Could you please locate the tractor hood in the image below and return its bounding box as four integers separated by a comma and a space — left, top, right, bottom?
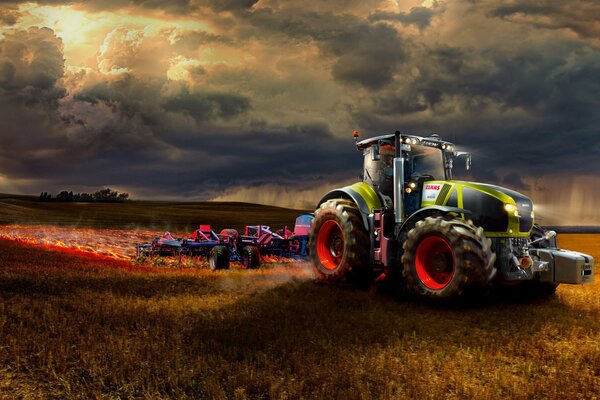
461, 182, 533, 209
459, 181, 534, 236
422, 180, 534, 237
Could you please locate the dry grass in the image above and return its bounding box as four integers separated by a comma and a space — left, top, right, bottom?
0, 235, 598, 399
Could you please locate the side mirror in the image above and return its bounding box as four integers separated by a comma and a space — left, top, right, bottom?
455, 152, 472, 171
371, 143, 381, 161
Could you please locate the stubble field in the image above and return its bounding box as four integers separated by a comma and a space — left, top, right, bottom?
0, 196, 598, 399
0, 234, 597, 399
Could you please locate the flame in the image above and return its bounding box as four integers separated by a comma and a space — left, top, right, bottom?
261, 254, 299, 263
0, 225, 158, 261
0, 225, 307, 266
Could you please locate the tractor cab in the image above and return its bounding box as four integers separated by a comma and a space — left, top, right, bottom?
356, 132, 459, 216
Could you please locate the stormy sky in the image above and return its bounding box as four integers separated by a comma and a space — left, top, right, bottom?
0, 0, 598, 225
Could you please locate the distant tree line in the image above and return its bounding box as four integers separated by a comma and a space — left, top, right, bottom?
39, 188, 130, 203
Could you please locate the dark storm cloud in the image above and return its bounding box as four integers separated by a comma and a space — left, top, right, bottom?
0, 27, 71, 187
0, 0, 192, 13
173, 30, 233, 51
4, 114, 357, 200
64, 71, 249, 145
0, 0, 257, 14
351, 3, 600, 180
329, 22, 405, 89
0, 26, 356, 198
370, 43, 575, 116
0, 27, 64, 92
0, 0, 599, 212
162, 90, 251, 122
0, 5, 19, 25
118, 123, 358, 198
203, 0, 257, 12
247, 9, 406, 89
489, 0, 600, 39
368, 5, 444, 30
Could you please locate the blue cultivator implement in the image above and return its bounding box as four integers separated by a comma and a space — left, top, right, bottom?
135, 214, 314, 271
136, 225, 256, 271
241, 214, 313, 258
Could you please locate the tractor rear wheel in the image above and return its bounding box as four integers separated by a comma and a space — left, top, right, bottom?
402, 216, 495, 299
210, 245, 230, 271
241, 245, 261, 269
309, 199, 370, 285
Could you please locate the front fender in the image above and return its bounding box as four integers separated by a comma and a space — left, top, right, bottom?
400, 206, 471, 233
317, 182, 382, 230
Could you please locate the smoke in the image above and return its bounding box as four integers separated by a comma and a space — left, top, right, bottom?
209, 178, 356, 210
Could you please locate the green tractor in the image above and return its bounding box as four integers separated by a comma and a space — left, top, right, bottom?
309, 131, 594, 298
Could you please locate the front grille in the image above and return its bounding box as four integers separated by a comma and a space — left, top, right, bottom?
510, 237, 528, 249
510, 237, 529, 257
517, 200, 533, 232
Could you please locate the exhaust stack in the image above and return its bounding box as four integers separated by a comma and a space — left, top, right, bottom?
393, 130, 404, 223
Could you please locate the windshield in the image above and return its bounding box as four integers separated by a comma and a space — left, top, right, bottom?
408, 145, 445, 180
363, 146, 395, 196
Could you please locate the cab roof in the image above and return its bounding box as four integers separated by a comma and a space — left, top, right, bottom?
355, 132, 455, 152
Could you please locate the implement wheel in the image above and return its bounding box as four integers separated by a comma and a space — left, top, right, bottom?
241, 245, 261, 269
309, 199, 370, 285
402, 216, 495, 299
210, 245, 230, 271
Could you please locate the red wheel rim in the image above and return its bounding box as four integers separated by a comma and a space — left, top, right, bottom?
316, 220, 344, 270
415, 235, 455, 290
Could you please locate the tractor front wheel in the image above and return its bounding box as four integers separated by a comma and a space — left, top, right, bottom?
402, 216, 496, 299
210, 245, 230, 271
309, 199, 370, 285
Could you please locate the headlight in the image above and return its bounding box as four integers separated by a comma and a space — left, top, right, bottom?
504, 203, 519, 217
504, 204, 516, 213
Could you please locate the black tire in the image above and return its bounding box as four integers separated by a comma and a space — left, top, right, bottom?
402, 216, 496, 299
241, 246, 261, 269
309, 199, 371, 285
210, 245, 230, 271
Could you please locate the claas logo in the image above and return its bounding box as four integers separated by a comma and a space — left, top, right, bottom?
425, 184, 441, 190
